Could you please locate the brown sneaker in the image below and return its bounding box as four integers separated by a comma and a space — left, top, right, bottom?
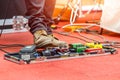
48, 35, 68, 48
34, 30, 68, 48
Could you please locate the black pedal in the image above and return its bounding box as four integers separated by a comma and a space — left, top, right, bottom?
19, 45, 36, 61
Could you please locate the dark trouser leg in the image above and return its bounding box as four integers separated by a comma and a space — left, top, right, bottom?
44, 0, 56, 34
25, 0, 56, 34
25, 0, 68, 48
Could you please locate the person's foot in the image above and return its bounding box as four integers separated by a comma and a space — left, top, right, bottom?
34, 30, 68, 48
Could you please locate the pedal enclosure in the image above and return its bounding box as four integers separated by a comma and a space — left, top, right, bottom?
4, 53, 45, 64
4, 50, 116, 64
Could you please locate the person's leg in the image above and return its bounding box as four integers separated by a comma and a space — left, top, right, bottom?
25, 0, 68, 48
43, 0, 56, 34
25, 0, 48, 34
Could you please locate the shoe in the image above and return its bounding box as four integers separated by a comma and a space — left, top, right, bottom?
48, 35, 68, 48
34, 30, 68, 48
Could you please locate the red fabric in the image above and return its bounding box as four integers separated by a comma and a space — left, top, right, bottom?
0, 11, 120, 80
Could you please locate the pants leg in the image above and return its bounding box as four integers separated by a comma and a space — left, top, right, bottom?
25, 0, 56, 34
44, 0, 56, 34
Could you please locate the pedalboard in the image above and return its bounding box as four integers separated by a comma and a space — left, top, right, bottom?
4, 43, 118, 64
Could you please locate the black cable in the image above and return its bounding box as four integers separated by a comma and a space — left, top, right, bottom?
0, 43, 33, 53
77, 31, 98, 42
77, 30, 106, 42
112, 45, 120, 48
0, 0, 10, 37
53, 30, 90, 43
0, 48, 10, 53
0, 44, 24, 53
0, 44, 25, 48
